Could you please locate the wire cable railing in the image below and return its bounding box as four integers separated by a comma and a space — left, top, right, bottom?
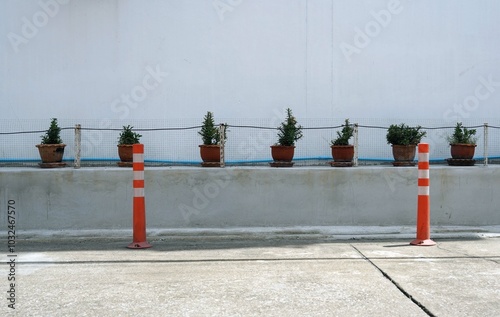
1, 120, 499, 167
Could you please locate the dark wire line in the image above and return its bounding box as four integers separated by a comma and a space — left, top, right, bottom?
0, 126, 203, 135
355, 125, 388, 130
80, 126, 203, 132
358, 125, 485, 130
226, 124, 344, 130
0, 130, 48, 135
225, 125, 277, 130
302, 125, 343, 130
0, 124, 497, 135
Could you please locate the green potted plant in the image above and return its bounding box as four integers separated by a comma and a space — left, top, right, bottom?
117, 125, 142, 166
198, 111, 225, 167
446, 122, 477, 164
386, 123, 426, 166
36, 118, 66, 167
330, 119, 354, 167
270, 108, 303, 167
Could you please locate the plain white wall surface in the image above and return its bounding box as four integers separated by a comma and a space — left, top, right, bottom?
1, 0, 500, 122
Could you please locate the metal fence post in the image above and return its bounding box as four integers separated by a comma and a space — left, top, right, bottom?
219, 123, 226, 168
353, 123, 359, 167
74, 124, 81, 169
484, 123, 489, 166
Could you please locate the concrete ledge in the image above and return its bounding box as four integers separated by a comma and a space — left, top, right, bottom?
1, 166, 499, 231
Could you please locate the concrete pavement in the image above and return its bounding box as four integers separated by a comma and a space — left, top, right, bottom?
1, 234, 499, 316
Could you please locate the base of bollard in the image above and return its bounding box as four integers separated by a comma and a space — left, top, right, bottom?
127, 241, 152, 249
410, 239, 436, 246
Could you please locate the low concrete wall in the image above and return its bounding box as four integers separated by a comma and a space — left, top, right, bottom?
1, 166, 499, 230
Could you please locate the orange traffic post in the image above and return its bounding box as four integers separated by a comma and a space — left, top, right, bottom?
127, 143, 152, 249
410, 143, 436, 246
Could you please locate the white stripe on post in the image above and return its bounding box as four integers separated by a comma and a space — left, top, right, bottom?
418, 170, 429, 179
418, 152, 429, 162
134, 188, 145, 197
133, 153, 144, 163
418, 186, 430, 196
133, 171, 144, 180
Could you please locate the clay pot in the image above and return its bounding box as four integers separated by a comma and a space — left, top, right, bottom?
270, 145, 295, 162
199, 145, 221, 163
450, 144, 476, 159
36, 144, 66, 163
331, 145, 354, 162
117, 144, 134, 162
391, 144, 416, 165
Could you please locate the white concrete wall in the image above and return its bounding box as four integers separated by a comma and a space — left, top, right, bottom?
1, 166, 498, 231
1, 0, 500, 121
2, 1, 500, 161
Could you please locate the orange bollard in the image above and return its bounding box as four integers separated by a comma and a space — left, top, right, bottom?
127, 144, 152, 249
410, 143, 436, 246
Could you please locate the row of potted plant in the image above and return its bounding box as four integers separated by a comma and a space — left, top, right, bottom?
35, 119, 145, 167
385, 122, 477, 166
35, 115, 478, 168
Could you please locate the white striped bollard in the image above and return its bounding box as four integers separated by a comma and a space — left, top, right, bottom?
410, 143, 436, 246
127, 143, 152, 249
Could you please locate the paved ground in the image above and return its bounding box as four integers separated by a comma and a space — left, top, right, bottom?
1, 234, 499, 316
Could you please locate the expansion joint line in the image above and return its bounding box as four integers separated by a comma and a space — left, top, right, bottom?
350, 245, 436, 317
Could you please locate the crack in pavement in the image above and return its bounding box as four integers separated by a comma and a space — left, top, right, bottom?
350, 244, 437, 317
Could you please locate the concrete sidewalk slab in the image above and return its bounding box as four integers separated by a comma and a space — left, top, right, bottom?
354, 240, 500, 317
1, 236, 499, 316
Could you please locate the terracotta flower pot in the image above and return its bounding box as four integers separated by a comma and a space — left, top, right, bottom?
117, 144, 134, 162
391, 144, 416, 166
36, 144, 66, 163
450, 144, 476, 159
331, 145, 354, 162
199, 145, 221, 163
270, 145, 295, 162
